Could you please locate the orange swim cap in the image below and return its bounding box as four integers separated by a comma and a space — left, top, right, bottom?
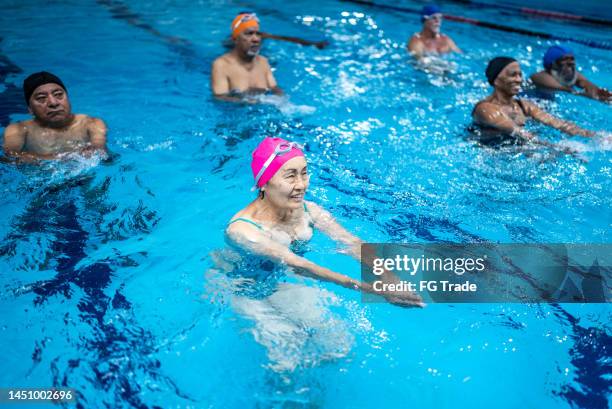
231, 13, 260, 39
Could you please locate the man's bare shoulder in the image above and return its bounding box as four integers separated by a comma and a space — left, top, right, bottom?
407, 34, 423, 53
4, 119, 33, 135
440, 34, 454, 43
530, 70, 552, 82
212, 53, 233, 68
83, 115, 107, 132
529, 70, 568, 91
408, 33, 422, 44
79, 114, 104, 125
255, 55, 270, 67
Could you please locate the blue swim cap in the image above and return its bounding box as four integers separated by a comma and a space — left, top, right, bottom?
421, 4, 442, 22
543, 45, 573, 70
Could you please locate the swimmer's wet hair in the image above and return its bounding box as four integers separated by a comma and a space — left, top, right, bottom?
23, 71, 67, 104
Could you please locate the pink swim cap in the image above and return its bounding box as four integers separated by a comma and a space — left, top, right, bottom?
251, 137, 305, 188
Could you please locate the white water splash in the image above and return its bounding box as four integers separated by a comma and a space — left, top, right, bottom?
40, 151, 104, 183
415, 55, 458, 76
255, 94, 316, 117
232, 283, 354, 373
594, 132, 612, 151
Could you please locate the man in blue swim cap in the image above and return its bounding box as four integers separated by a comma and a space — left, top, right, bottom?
407, 4, 461, 57
530, 45, 611, 102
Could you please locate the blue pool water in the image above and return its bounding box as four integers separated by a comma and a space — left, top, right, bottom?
0, 0, 611, 408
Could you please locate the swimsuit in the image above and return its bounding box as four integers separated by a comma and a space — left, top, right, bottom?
224, 203, 313, 298
469, 98, 529, 147
228, 202, 314, 253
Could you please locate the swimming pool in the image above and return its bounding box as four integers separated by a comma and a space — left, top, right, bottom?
0, 0, 610, 408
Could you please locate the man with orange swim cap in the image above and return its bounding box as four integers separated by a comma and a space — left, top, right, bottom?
211, 12, 283, 101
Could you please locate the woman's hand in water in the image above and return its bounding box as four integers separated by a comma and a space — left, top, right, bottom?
360, 280, 425, 308
381, 290, 425, 308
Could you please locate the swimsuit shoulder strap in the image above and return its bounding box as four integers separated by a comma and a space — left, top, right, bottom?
516, 98, 528, 116
303, 202, 309, 213
228, 217, 264, 230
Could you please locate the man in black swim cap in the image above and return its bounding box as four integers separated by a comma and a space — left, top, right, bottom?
472, 57, 594, 143
3, 71, 107, 160
530, 45, 611, 103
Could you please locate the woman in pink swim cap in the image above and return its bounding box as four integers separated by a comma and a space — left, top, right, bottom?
225, 137, 423, 308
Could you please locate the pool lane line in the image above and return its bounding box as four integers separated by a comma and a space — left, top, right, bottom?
339, 0, 612, 51
95, 0, 204, 70
440, 0, 612, 27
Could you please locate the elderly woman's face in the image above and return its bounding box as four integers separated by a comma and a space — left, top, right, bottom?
262, 156, 309, 209
495, 62, 523, 96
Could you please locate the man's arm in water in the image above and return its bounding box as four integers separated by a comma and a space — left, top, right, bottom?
530, 71, 573, 92
523, 100, 594, 137
86, 117, 108, 154
210, 57, 243, 102
261, 32, 328, 49
1, 123, 52, 161
262, 57, 283, 96
530, 71, 611, 102
407, 35, 425, 57
445, 35, 461, 53
226, 222, 423, 307
3, 123, 26, 158
575, 73, 612, 102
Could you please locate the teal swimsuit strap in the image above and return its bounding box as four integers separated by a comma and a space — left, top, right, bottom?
228, 217, 263, 230
229, 204, 309, 230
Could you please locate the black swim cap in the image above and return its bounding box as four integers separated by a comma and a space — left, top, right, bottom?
485, 57, 517, 86
23, 71, 67, 104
